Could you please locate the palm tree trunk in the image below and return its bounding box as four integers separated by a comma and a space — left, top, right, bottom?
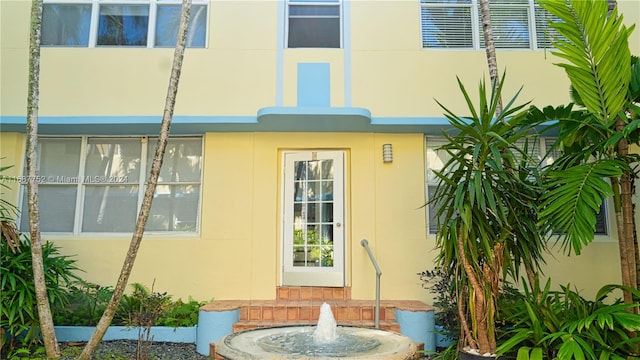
478, 0, 502, 116
26, 0, 60, 357
615, 121, 638, 309
78, 1, 192, 358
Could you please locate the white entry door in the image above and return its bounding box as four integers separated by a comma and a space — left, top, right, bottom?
282, 151, 345, 287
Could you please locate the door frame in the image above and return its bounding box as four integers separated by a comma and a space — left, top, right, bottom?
280, 150, 346, 287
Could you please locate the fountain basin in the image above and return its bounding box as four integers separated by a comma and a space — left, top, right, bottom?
215, 325, 418, 360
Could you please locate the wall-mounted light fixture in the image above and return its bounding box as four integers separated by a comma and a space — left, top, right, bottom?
382, 144, 393, 163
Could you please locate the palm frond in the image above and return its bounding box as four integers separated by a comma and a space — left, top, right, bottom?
538, 159, 626, 255
538, 0, 632, 123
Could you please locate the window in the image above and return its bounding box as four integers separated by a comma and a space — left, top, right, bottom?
287, 0, 341, 48
18, 136, 202, 234
42, 0, 208, 48
425, 136, 607, 235
420, 0, 559, 50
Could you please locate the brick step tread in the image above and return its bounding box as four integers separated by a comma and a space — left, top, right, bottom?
232, 320, 401, 333
276, 286, 352, 301
241, 304, 395, 322
201, 299, 433, 312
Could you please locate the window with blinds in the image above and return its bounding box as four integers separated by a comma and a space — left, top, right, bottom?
425, 137, 608, 235
420, 0, 559, 50
287, 0, 342, 48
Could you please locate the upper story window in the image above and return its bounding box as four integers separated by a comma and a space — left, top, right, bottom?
420, 0, 558, 50
18, 136, 203, 234
42, 0, 208, 48
287, 0, 341, 48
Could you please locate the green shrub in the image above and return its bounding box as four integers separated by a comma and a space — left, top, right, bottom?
53, 280, 115, 326
53, 281, 207, 328
118, 282, 171, 329
418, 267, 459, 343
157, 297, 206, 327
497, 279, 640, 359
0, 236, 81, 352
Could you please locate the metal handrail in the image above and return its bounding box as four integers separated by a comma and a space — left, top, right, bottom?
360, 239, 381, 329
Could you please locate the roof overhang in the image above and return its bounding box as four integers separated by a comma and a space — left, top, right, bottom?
0, 107, 552, 136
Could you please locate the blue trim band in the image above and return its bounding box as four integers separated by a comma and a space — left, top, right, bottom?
1, 111, 454, 135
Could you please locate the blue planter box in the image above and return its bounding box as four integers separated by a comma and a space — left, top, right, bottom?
54, 325, 197, 343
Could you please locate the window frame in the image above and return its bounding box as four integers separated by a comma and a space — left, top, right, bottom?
41, 0, 209, 48
18, 135, 203, 235
424, 136, 609, 237
285, 0, 343, 49
420, 0, 558, 50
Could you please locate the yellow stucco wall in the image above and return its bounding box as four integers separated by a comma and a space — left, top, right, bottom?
0, 132, 24, 206
4, 0, 636, 117
0, 132, 434, 302
1, 0, 638, 303
0, 130, 632, 303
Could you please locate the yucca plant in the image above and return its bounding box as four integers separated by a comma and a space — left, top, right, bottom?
431, 74, 547, 355
0, 236, 80, 353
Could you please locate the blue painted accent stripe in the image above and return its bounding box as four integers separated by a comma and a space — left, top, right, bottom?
276, 0, 285, 106
0, 115, 257, 125
371, 117, 449, 125
343, 0, 352, 106
297, 63, 331, 107
55, 326, 197, 343
1, 113, 553, 135
257, 106, 370, 118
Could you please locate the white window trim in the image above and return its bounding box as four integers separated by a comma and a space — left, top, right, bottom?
43, 0, 209, 48
18, 135, 203, 236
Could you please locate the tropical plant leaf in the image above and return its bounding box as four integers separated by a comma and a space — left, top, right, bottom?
538, 159, 625, 254
538, 0, 632, 124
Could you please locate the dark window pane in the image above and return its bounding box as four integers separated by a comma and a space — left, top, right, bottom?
42, 4, 91, 46
290, 4, 340, 16
595, 202, 607, 235
288, 17, 340, 48
98, 5, 149, 46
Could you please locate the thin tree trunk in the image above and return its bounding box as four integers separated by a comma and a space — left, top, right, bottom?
615, 120, 638, 309
479, 0, 502, 116
26, 0, 60, 357
78, 1, 192, 358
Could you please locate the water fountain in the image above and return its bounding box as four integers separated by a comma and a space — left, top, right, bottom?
214, 302, 418, 359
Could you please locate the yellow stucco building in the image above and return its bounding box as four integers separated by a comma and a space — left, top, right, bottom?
1, 0, 639, 315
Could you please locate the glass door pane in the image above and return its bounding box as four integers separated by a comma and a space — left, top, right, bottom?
292, 158, 335, 268
282, 151, 345, 286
